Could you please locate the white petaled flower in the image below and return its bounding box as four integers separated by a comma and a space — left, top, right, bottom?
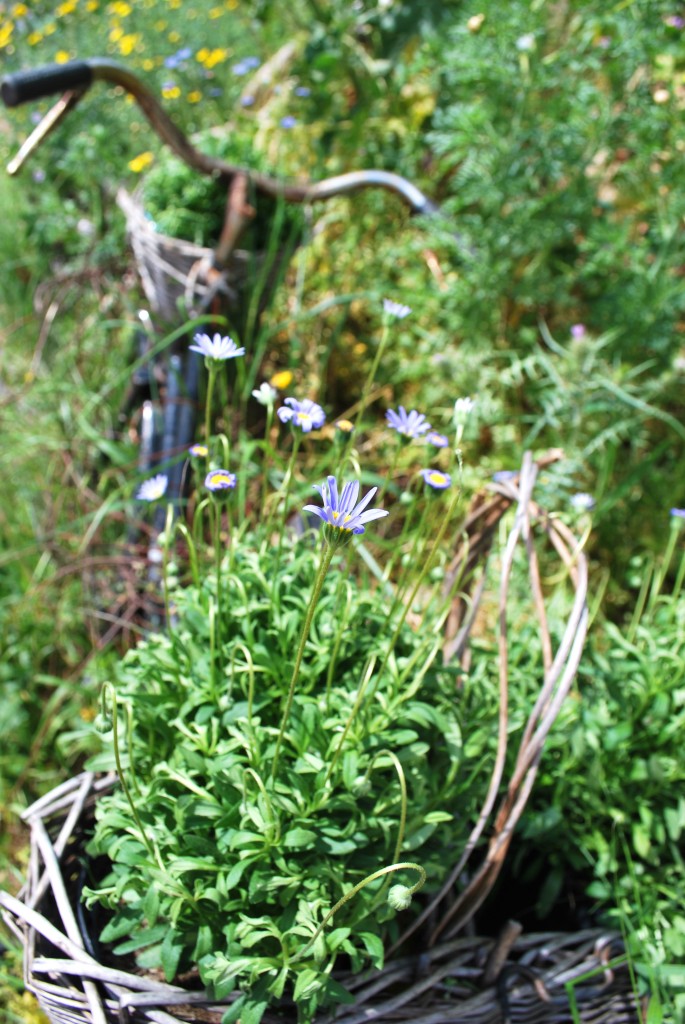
189, 332, 245, 361
251, 382, 278, 408
570, 492, 596, 512
453, 397, 475, 424
137, 474, 168, 502
383, 298, 412, 320
516, 32, 536, 51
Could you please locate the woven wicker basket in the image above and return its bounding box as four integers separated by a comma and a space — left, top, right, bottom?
117, 186, 265, 323
0, 456, 644, 1023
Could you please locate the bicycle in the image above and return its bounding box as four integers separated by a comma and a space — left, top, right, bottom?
1, 56, 438, 629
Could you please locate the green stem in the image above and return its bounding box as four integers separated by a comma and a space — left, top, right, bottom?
204, 365, 219, 470
271, 541, 336, 780
212, 501, 223, 697
324, 579, 353, 712
324, 656, 377, 785
370, 482, 463, 703
364, 750, 408, 867
105, 684, 163, 870
291, 862, 426, 963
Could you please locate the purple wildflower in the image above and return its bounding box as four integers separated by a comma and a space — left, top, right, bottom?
420, 468, 452, 490
670, 508, 685, 518
205, 469, 236, 493
386, 406, 431, 440
280, 115, 297, 129
189, 332, 245, 361
426, 431, 449, 448
570, 323, 586, 339
189, 443, 208, 458
137, 474, 168, 502
383, 298, 412, 320
277, 397, 326, 433
304, 476, 388, 539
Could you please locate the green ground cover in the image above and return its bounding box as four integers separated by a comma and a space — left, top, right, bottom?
1, 0, 684, 1020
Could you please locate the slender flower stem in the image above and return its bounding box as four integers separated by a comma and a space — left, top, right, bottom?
324, 656, 377, 785
369, 482, 463, 704
271, 540, 336, 781
212, 501, 223, 695
377, 441, 404, 508
204, 365, 219, 470
291, 862, 426, 962
260, 406, 275, 518
104, 684, 163, 870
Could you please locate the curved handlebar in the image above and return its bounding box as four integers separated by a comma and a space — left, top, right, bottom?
1, 61, 93, 106
1, 58, 437, 215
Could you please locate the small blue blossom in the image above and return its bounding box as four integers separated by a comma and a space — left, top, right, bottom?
294, 85, 311, 97
304, 476, 389, 540
670, 507, 685, 518
426, 431, 449, 448
386, 406, 431, 440
280, 115, 297, 129
383, 298, 412, 320
241, 94, 256, 107
189, 332, 245, 361
137, 474, 168, 502
493, 469, 518, 483
420, 468, 452, 490
277, 397, 326, 433
205, 469, 237, 493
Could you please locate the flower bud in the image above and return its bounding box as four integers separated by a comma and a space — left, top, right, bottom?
388, 884, 413, 911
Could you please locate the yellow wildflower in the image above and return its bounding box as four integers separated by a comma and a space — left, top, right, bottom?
86, 0, 99, 10
109, 0, 131, 14
168, 29, 180, 42
128, 151, 154, 173
209, 6, 223, 17
162, 84, 181, 99
270, 370, 293, 390
109, 25, 123, 42
28, 30, 43, 45
13, 3, 29, 15
187, 90, 202, 103
55, 50, 71, 63
118, 32, 140, 56
56, 0, 77, 15
0, 23, 14, 49
226, 0, 239, 8
44, 22, 57, 35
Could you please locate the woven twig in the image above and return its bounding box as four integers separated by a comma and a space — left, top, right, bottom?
117, 187, 254, 322
0, 451, 642, 1023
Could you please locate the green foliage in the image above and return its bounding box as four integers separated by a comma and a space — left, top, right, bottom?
84, 524, 513, 1020
515, 537, 685, 1021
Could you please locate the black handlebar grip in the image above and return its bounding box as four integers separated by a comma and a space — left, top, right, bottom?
1, 61, 93, 107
